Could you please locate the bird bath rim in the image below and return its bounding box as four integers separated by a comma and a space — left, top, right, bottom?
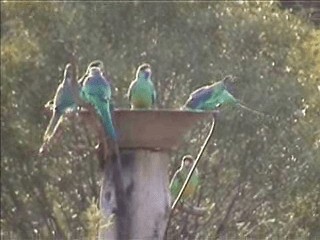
113, 109, 213, 150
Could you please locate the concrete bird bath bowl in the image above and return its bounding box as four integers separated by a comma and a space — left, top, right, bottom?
113, 109, 212, 150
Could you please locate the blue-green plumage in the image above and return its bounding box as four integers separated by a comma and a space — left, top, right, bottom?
127, 63, 156, 109
78, 60, 105, 86
170, 155, 199, 201
46, 60, 105, 109
42, 64, 77, 143
184, 75, 264, 116
80, 67, 116, 140
184, 75, 233, 110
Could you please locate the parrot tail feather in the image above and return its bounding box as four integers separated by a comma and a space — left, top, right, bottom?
237, 102, 265, 117
98, 102, 117, 140
43, 111, 62, 142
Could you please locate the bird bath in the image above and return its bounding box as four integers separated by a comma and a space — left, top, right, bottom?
99, 109, 212, 240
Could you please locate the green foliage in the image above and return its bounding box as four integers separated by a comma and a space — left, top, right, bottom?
1, 1, 319, 239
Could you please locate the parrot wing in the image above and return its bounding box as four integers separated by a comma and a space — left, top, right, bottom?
170, 171, 183, 200
184, 85, 213, 109
127, 80, 137, 101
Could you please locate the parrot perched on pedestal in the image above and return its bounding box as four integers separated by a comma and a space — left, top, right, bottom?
77, 60, 116, 111
44, 60, 105, 109
41, 63, 78, 145
127, 63, 156, 109
80, 66, 116, 140
183, 75, 233, 111
170, 155, 200, 202
184, 75, 264, 116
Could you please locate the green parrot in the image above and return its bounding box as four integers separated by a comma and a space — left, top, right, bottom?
42, 63, 78, 144
184, 75, 264, 116
80, 66, 116, 140
127, 63, 156, 109
170, 155, 200, 202
79, 60, 116, 112
44, 60, 105, 109
183, 75, 233, 111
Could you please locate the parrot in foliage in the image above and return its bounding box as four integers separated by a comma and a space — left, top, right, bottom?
127, 63, 156, 109
184, 75, 264, 116
41, 63, 78, 145
170, 155, 200, 202
80, 66, 116, 140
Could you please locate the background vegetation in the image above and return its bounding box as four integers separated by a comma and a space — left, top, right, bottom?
1, 1, 319, 239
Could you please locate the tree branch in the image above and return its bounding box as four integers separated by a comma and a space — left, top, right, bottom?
215, 182, 243, 239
